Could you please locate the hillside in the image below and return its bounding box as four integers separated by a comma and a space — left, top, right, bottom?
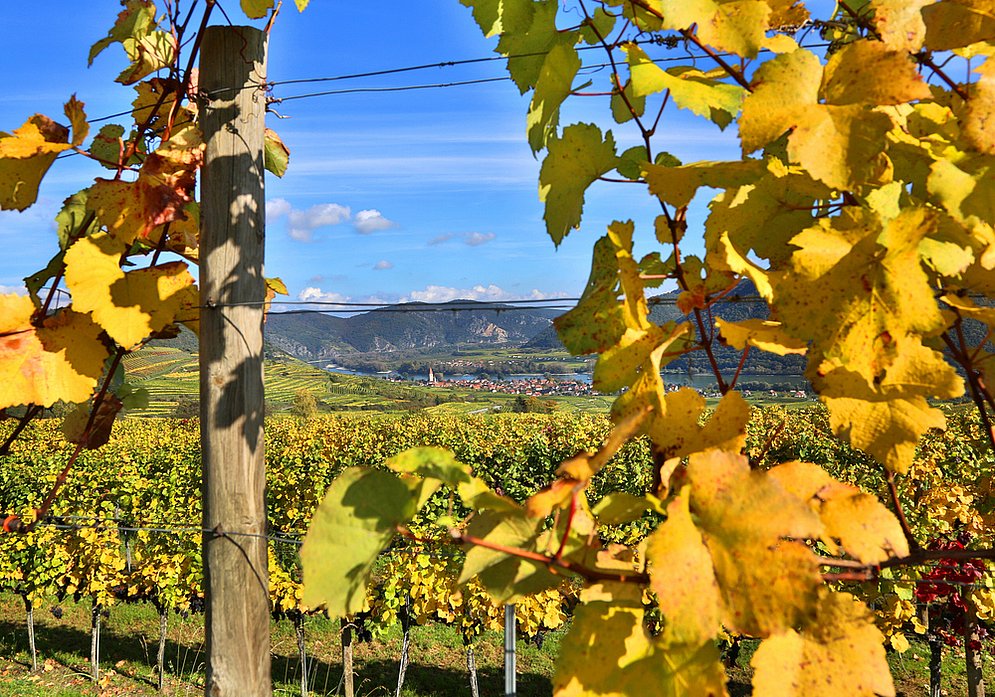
265, 300, 552, 360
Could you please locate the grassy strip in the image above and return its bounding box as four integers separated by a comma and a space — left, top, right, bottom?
0, 594, 560, 696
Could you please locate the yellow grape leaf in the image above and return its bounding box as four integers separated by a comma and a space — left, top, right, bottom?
927, 158, 995, 227
923, 0, 995, 51
625, 44, 745, 127
766, 0, 809, 26
594, 326, 667, 392
717, 318, 807, 355
787, 104, 893, 190
0, 114, 71, 211
751, 591, 895, 697
774, 209, 947, 389
131, 78, 194, 131
460, 0, 535, 39
821, 375, 948, 475
871, 0, 930, 52
768, 461, 909, 563
656, 0, 771, 57
644, 160, 763, 208
739, 49, 822, 154
149, 202, 200, 262
0, 295, 107, 409
646, 389, 750, 460
609, 337, 670, 442
539, 124, 618, 245
86, 169, 195, 245
705, 159, 832, 267
591, 223, 664, 390
527, 43, 581, 152
89, 0, 176, 85
688, 449, 823, 636
943, 293, 995, 328
64, 233, 196, 350
821, 40, 931, 106
554, 593, 728, 697
646, 487, 722, 644
966, 58, 995, 154
64, 96, 89, 147
242, 0, 274, 19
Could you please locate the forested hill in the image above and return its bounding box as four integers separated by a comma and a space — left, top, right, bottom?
263, 300, 553, 360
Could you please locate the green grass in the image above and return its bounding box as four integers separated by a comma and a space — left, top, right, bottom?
0, 594, 560, 696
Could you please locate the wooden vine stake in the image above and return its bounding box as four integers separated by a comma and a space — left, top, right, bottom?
199, 25, 271, 697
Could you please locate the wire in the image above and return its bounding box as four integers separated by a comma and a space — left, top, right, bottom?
77, 40, 833, 124
269, 76, 514, 103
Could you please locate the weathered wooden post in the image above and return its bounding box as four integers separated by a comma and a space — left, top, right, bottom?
199, 25, 271, 697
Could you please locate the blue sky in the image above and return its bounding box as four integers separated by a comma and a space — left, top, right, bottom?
0, 1, 739, 305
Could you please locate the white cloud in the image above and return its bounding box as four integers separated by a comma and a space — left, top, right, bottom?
428, 233, 453, 246
373, 260, 394, 270
402, 284, 554, 304
298, 287, 350, 304
0, 284, 26, 295
463, 232, 495, 246
288, 203, 352, 241
354, 209, 396, 234
266, 197, 292, 218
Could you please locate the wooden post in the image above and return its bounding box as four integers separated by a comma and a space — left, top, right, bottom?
199, 25, 270, 697
966, 596, 987, 697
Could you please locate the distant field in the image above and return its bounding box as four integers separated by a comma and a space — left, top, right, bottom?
121, 346, 812, 418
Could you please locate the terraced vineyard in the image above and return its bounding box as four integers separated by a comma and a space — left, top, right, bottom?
122, 350, 341, 417
121, 347, 617, 417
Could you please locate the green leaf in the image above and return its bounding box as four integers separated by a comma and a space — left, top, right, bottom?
264, 128, 290, 178
495, 2, 574, 94
301, 467, 440, 615
460, 0, 535, 39
610, 80, 645, 124
90, 124, 126, 170
458, 510, 562, 602
539, 124, 618, 244
527, 43, 581, 152
24, 250, 65, 307
55, 191, 98, 249
89, 0, 155, 65
580, 7, 617, 44
616, 146, 648, 180
387, 446, 471, 487
554, 236, 626, 354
